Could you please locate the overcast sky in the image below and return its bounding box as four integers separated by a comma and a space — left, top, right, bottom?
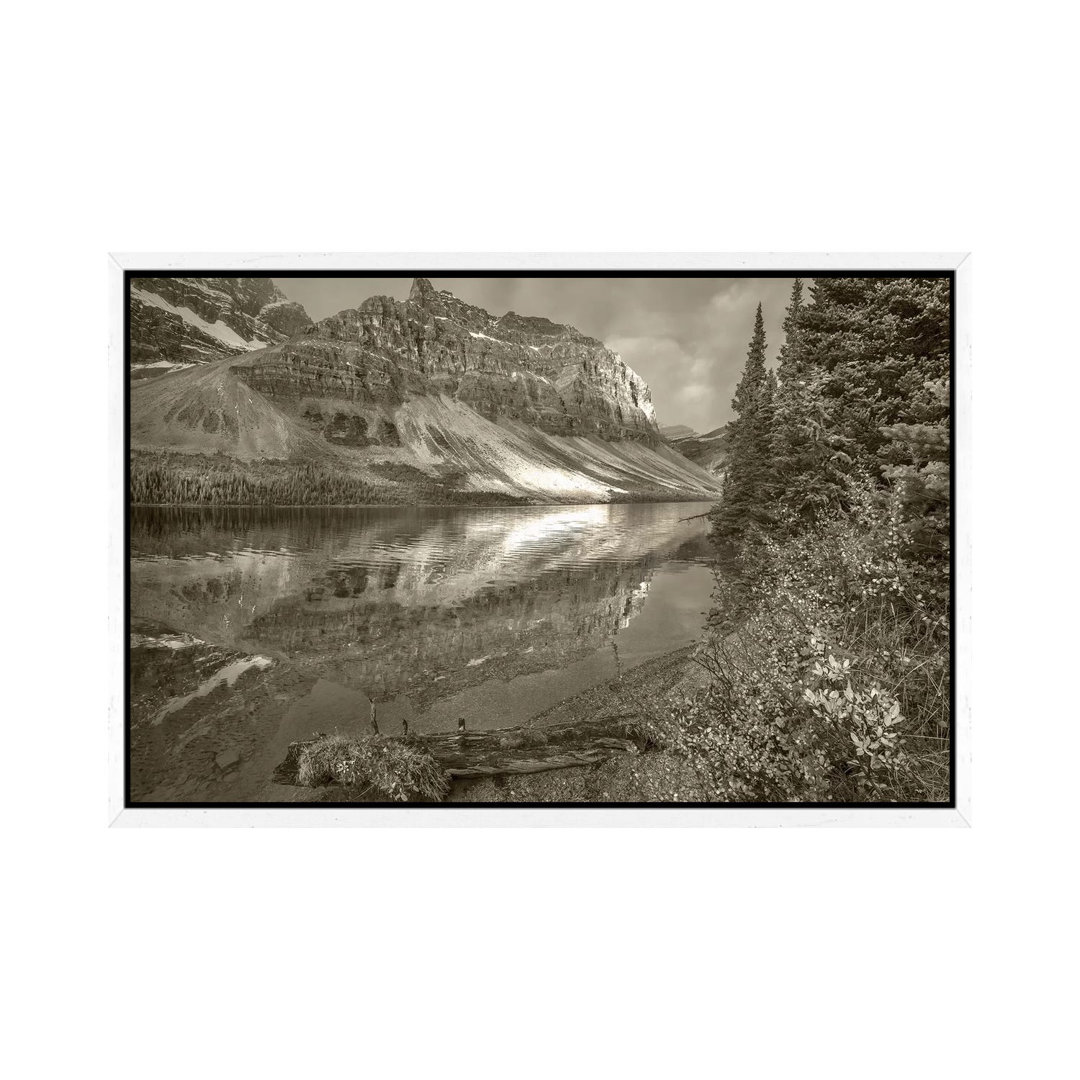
274, 276, 801, 432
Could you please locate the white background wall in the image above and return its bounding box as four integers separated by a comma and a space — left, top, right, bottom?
4, 2, 1076, 1078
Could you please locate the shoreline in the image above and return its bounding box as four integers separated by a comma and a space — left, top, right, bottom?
526, 643, 705, 729
253, 642, 709, 805
129, 496, 718, 510
446, 643, 709, 802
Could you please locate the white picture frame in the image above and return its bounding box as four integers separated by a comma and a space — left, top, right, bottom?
109, 253, 971, 827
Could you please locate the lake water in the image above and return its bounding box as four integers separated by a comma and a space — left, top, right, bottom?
129, 502, 716, 799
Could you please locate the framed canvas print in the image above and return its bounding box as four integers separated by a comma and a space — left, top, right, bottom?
108, 254, 969, 826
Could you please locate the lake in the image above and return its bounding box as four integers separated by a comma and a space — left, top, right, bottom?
129, 501, 716, 800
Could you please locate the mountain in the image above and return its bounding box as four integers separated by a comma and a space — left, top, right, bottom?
131, 278, 724, 504
660, 424, 698, 441
240, 276, 659, 442
130, 276, 312, 379
664, 425, 729, 476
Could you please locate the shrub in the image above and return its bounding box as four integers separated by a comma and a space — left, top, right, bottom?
296, 733, 450, 802
647, 484, 949, 803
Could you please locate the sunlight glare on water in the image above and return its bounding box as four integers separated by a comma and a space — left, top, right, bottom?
130, 501, 717, 744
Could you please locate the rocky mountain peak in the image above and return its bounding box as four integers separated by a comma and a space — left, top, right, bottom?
237, 281, 660, 445
409, 277, 437, 302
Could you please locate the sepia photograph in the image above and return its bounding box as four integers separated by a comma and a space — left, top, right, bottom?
124, 266, 955, 813
16, 2, 1080, 1074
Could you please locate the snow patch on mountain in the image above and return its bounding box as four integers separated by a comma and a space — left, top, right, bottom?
132, 288, 263, 351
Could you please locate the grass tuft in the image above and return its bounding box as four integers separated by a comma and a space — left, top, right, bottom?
296, 732, 450, 802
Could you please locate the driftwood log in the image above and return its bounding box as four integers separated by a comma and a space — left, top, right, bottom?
273, 714, 642, 786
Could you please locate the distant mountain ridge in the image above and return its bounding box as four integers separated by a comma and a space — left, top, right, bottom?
130, 277, 723, 505
660, 424, 698, 441
663, 424, 729, 477
130, 277, 312, 378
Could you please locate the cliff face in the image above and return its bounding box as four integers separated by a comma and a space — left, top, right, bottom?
239, 277, 658, 444
130, 276, 312, 378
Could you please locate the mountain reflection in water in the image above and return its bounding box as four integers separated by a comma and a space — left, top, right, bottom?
130, 502, 716, 739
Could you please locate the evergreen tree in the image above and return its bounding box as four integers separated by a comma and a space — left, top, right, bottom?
764, 275, 951, 558
773, 278, 814, 511
776, 278, 805, 385
881, 376, 950, 587
797, 277, 948, 473
732, 302, 768, 417
769, 277, 854, 521
710, 303, 775, 543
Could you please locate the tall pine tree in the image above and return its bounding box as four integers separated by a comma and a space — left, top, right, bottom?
773, 279, 811, 505
710, 303, 775, 543
770, 277, 850, 521
776, 278, 805, 386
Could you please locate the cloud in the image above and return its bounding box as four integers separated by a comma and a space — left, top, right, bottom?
606, 335, 719, 433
